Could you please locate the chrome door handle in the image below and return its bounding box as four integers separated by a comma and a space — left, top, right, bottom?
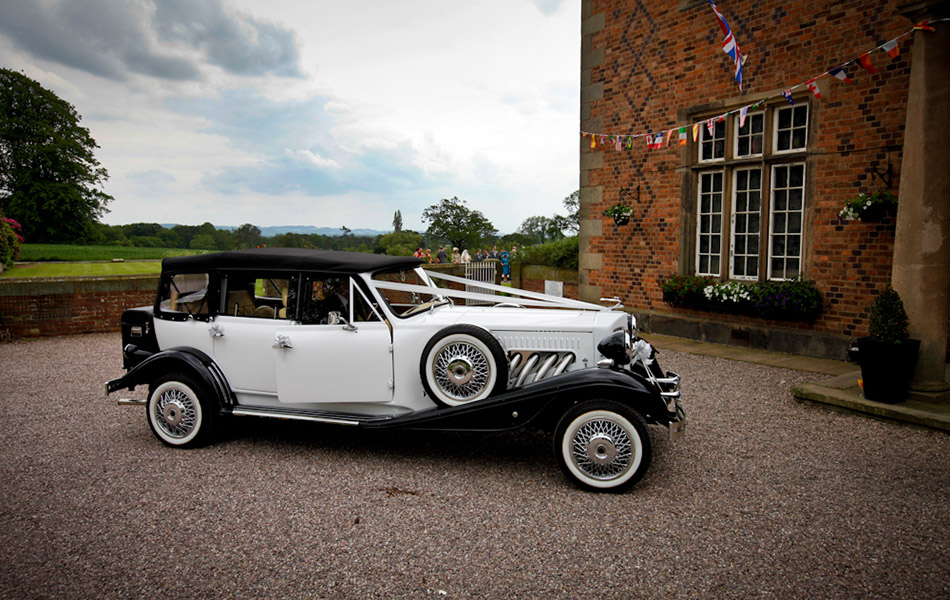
273, 334, 293, 349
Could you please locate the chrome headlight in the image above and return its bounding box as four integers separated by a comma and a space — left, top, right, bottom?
627, 313, 638, 340
597, 330, 632, 366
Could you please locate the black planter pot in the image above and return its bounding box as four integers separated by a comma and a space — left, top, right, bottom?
855, 337, 921, 403
613, 215, 630, 226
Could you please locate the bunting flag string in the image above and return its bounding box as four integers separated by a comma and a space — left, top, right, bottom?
581, 19, 947, 151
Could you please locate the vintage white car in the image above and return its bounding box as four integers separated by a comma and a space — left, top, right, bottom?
107, 248, 685, 492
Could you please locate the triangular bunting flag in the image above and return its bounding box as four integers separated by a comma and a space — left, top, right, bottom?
858, 52, 878, 74
782, 89, 794, 105
692, 122, 701, 142
679, 127, 688, 146
829, 66, 853, 83
806, 78, 821, 99
914, 22, 935, 32
882, 39, 900, 59
739, 106, 748, 128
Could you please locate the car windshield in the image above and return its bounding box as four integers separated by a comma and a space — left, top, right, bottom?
371, 267, 449, 318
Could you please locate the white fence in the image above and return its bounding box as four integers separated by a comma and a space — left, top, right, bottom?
464, 261, 496, 305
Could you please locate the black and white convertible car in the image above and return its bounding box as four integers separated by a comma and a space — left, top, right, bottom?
107, 248, 685, 492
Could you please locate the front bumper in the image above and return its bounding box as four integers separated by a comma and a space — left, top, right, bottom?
658, 370, 686, 439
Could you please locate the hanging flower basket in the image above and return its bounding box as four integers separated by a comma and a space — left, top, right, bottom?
603, 203, 633, 226
838, 188, 898, 222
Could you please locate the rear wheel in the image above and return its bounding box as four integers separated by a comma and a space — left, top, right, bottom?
554, 400, 651, 492
147, 372, 217, 447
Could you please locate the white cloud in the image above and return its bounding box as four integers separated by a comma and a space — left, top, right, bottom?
0, 0, 581, 233
284, 149, 341, 170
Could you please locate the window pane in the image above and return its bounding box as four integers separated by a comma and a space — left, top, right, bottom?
773, 236, 786, 254
776, 105, 808, 152
779, 109, 791, 129
697, 170, 724, 276
788, 235, 801, 255
737, 170, 748, 188
793, 106, 807, 127
700, 120, 726, 161
770, 162, 806, 280
738, 137, 749, 155
789, 189, 803, 210
731, 167, 762, 280
736, 112, 764, 158
787, 259, 800, 278
788, 213, 802, 234
774, 190, 787, 210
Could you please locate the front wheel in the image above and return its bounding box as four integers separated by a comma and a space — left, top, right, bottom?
554, 400, 651, 493
146, 372, 216, 447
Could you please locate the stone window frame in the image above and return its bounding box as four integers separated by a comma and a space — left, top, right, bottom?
684, 96, 814, 283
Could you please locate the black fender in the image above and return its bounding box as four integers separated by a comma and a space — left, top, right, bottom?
106, 347, 234, 412
370, 367, 671, 433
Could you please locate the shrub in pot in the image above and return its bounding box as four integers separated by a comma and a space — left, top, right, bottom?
854, 285, 920, 403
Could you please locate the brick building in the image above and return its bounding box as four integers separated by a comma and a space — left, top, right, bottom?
579, 0, 947, 360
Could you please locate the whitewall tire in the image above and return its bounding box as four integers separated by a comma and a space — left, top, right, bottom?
147, 373, 215, 447
554, 400, 651, 492
421, 325, 508, 408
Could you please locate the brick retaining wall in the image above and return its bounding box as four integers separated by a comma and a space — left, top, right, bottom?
0, 275, 158, 338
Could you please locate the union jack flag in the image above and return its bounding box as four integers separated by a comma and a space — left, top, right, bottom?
709, 0, 744, 92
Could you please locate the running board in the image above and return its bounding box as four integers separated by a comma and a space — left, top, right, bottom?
230, 406, 395, 426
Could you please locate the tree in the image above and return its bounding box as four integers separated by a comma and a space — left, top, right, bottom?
0, 69, 113, 242
560, 190, 580, 234
375, 230, 424, 256
421, 196, 497, 252
392, 210, 403, 233
190, 234, 217, 250
233, 223, 262, 249
518, 215, 563, 244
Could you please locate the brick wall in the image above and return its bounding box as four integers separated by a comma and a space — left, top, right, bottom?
513, 264, 580, 300
0, 275, 157, 338
580, 0, 914, 346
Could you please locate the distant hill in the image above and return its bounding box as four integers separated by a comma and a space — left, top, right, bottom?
160, 224, 388, 237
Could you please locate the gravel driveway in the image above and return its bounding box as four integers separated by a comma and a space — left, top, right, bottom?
1, 333, 948, 599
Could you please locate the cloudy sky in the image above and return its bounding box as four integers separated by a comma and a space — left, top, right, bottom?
0, 0, 580, 234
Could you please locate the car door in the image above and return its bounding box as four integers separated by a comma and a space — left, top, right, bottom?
274, 276, 394, 404
210, 273, 291, 402
153, 271, 216, 357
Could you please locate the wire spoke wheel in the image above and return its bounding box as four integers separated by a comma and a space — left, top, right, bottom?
147, 373, 214, 447
421, 325, 508, 408
569, 417, 634, 480
153, 386, 198, 440
555, 402, 651, 492
432, 341, 492, 401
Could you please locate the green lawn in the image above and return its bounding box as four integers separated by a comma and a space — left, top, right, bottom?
2, 261, 162, 278
2, 244, 205, 278
18, 244, 204, 262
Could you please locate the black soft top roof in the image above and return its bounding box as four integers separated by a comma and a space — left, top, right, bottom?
162, 248, 423, 274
